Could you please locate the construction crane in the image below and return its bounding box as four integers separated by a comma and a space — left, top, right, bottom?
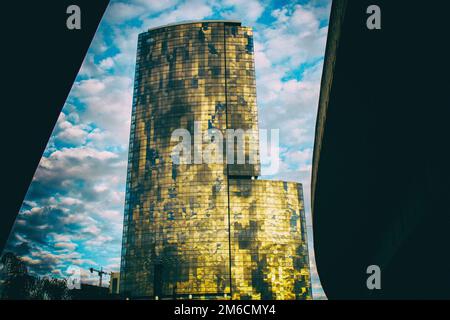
89, 267, 110, 287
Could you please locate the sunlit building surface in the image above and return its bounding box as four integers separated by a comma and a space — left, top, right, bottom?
109, 272, 120, 295
120, 20, 311, 300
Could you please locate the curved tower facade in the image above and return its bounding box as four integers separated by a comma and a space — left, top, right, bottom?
120, 20, 311, 300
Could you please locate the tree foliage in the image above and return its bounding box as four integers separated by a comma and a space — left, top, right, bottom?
0, 252, 70, 300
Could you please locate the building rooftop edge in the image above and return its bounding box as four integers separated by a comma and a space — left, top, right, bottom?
146, 20, 242, 32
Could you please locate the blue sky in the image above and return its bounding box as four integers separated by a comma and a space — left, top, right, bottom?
5, 0, 331, 299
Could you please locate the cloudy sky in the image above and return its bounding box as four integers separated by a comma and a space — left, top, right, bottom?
4, 0, 331, 299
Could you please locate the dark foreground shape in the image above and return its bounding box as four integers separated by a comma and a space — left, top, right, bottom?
312, 0, 450, 299
0, 1, 110, 253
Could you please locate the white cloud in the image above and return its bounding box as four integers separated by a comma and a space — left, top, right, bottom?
38, 147, 119, 179
72, 76, 133, 146
59, 196, 83, 206
54, 242, 78, 251
132, 0, 180, 11
221, 0, 265, 23
254, 41, 272, 71
142, 0, 213, 27
258, 61, 323, 149
262, 4, 328, 67
105, 2, 146, 24
99, 57, 115, 70
56, 124, 89, 146
85, 234, 114, 248
50, 233, 73, 243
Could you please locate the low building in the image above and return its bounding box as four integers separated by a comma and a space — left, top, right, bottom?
109, 272, 120, 295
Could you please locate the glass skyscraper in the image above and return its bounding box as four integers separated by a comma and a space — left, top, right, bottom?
120, 20, 311, 300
